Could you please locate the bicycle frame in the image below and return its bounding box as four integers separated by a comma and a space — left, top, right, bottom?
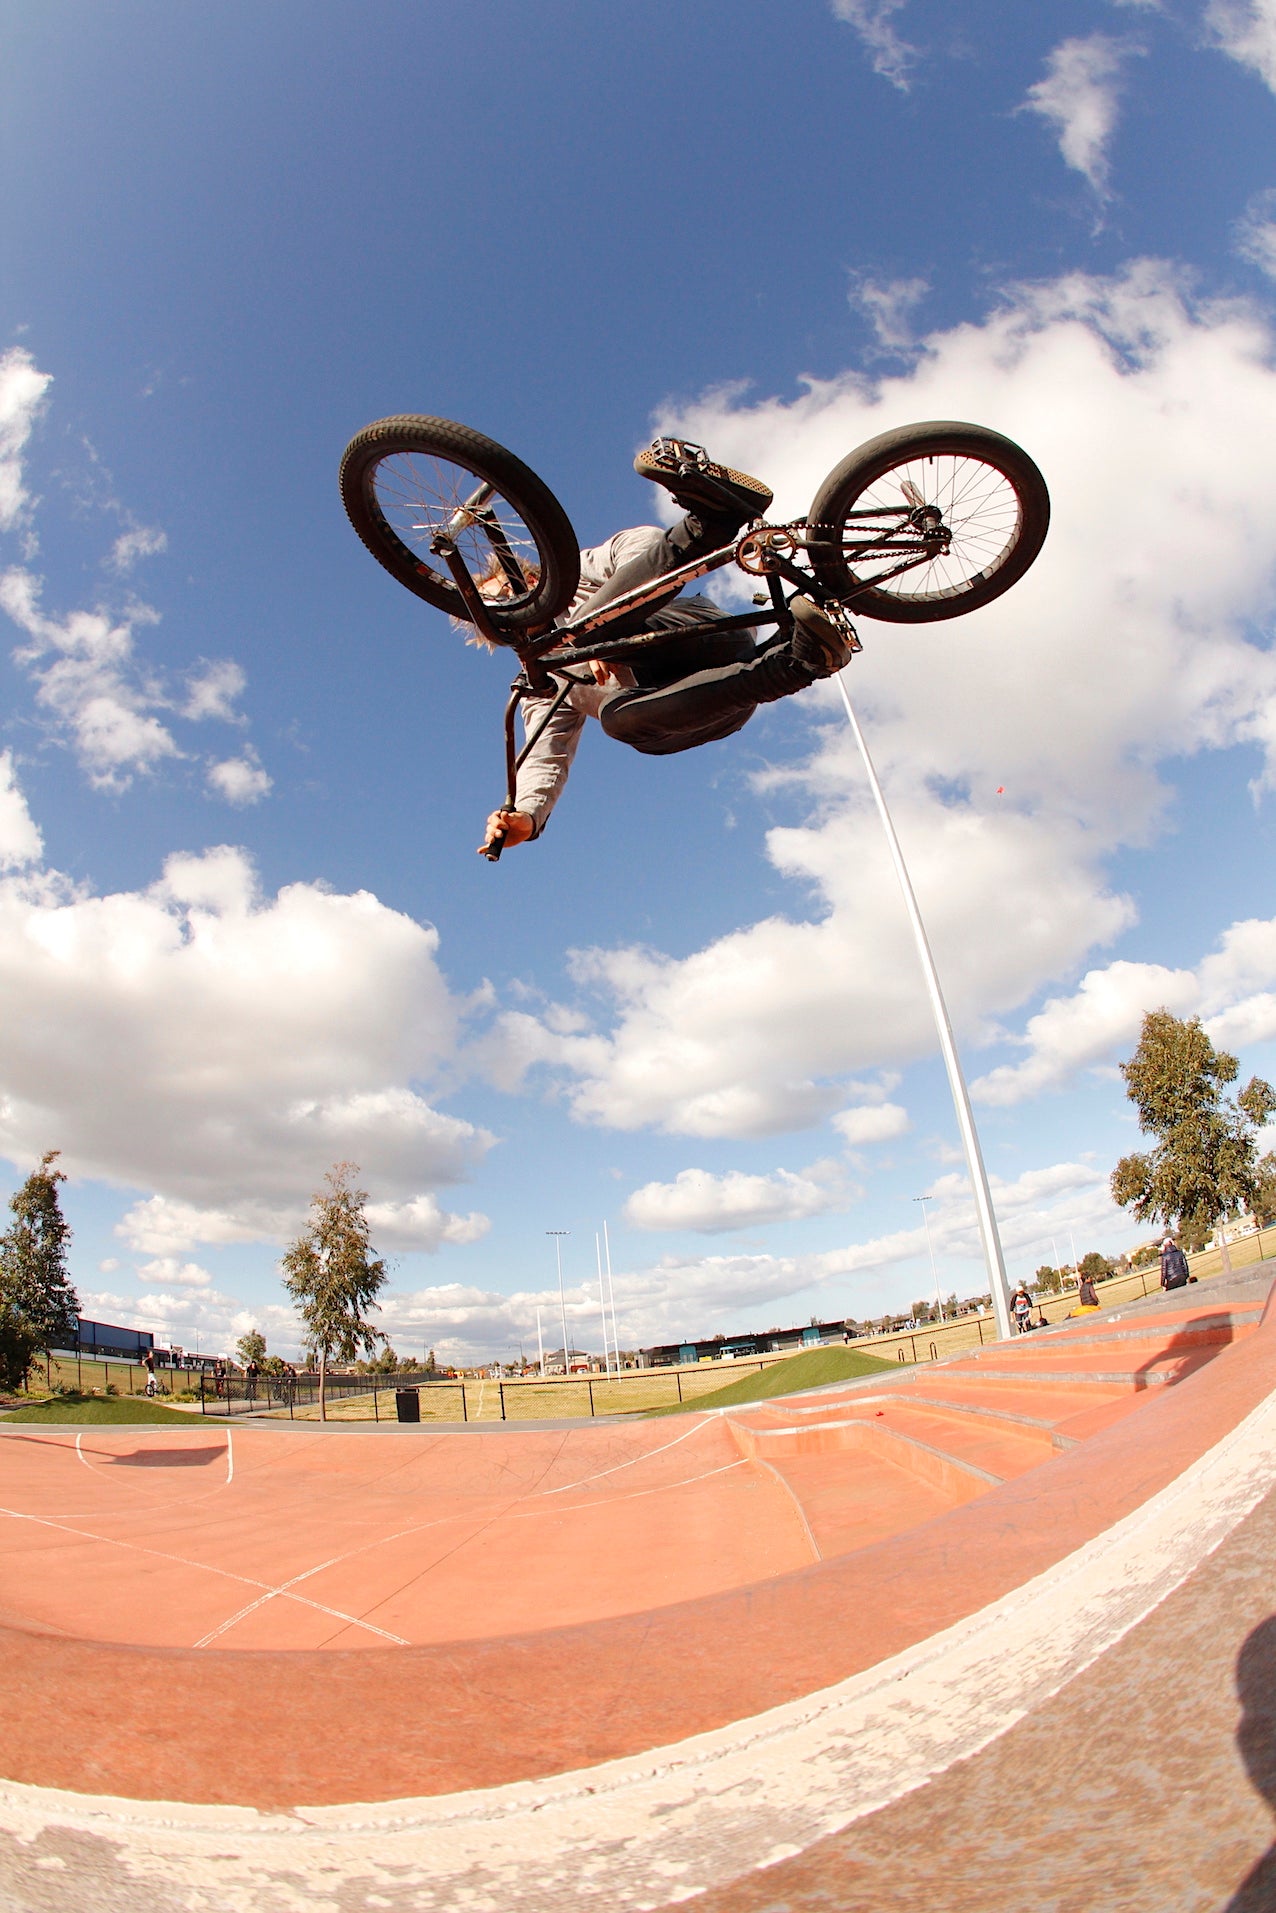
430, 500, 950, 855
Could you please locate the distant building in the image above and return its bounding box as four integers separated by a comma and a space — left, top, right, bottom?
638, 1318, 855, 1369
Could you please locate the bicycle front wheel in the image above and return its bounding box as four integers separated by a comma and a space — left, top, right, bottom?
807, 422, 1049, 623
340, 416, 580, 638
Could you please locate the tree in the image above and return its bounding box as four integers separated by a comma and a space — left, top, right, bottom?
1252, 1152, 1276, 1227
1077, 1251, 1113, 1285
0, 1152, 79, 1390
1034, 1264, 1062, 1296
1110, 1011, 1276, 1237
281, 1163, 386, 1420
236, 1330, 267, 1367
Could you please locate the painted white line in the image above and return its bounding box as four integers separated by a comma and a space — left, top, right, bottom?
2, 1380, 1274, 1911
0, 1505, 407, 1648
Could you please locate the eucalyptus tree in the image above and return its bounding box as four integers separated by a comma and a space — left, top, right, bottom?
0, 1151, 79, 1390
281, 1163, 386, 1420
1111, 1011, 1276, 1239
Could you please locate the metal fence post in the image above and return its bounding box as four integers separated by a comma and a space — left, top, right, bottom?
977, 1318, 985, 1345
460, 1382, 468, 1423
499, 1380, 506, 1421
588, 1378, 595, 1417
676, 1371, 683, 1402
200, 1370, 206, 1416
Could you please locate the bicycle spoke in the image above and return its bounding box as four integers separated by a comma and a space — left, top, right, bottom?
371, 451, 543, 600
841, 451, 1023, 601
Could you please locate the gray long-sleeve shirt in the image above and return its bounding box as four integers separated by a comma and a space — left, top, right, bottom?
513, 527, 662, 836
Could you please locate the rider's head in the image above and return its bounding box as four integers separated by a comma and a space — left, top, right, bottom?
454, 552, 542, 650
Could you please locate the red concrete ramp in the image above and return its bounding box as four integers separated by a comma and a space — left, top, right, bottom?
1, 1270, 1274, 1910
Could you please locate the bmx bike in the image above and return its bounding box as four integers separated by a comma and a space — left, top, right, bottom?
340, 415, 1050, 859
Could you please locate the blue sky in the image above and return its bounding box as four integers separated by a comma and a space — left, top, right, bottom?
4, 0, 1276, 1363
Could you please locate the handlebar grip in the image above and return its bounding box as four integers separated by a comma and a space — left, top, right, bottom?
483, 827, 507, 863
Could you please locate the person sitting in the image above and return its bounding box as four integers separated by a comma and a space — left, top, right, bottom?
478, 438, 854, 853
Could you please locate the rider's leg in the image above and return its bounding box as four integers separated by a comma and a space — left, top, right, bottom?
599, 638, 824, 757
570, 511, 745, 638
598, 597, 853, 756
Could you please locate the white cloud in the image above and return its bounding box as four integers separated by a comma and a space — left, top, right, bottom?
1206, 0, 1276, 91
0, 813, 493, 1250
108, 525, 166, 574
1021, 34, 1138, 195
379, 1158, 1128, 1361
829, 0, 917, 90
207, 750, 272, 806
833, 1101, 911, 1144
0, 350, 259, 791
0, 566, 180, 787
973, 915, 1276, 1105
483, 264, 1276, 1143
1235, 188, 1276, 278
0, 751, 43, 870
623, 1162, 851, 1234
365, 1195, 491, 1252
137, 1257, 213, 1290
184, 660, 246, 723
973, 959, 1197, 1105
849, 276, 930, 352
0, 348, 51, 534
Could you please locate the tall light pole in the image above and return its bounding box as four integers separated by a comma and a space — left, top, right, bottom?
914, 1194, 943, 1321
836, 675, 1013, 1341
547, 1231, 570, 1377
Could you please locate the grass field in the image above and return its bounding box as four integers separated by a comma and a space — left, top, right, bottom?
642, 1344, 895, 1415
0, 1393, 200, 1425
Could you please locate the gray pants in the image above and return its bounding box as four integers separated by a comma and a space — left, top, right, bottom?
575, 518, 813, 759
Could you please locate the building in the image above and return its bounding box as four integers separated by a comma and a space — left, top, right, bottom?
638, 1318, 855, 1369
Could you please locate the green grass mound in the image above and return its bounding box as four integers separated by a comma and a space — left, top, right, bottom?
647, 1344, 895, 1416
0, 1392, 199, 1424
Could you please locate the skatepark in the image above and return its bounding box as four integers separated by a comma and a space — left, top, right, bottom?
2, 1264, 1274, 1911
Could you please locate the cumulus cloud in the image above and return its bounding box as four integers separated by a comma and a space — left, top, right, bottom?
829, 0, 917, 89
0, 751, 43, 870
623, 1161, 852, 1233
136, 1257, 213, 1290
482, 264, 1276, 1143
972, 915, 1276, 1105
0, 813, 492, 1252
207, 750, 272, 806
0, 565, 180, 787
1206, 0, 1276, 91
378, 1158, 1127, 1362
0, 348, 51, 534
1236, 187, 1276, 278
1021, 34, 1139, 194
833, 1101, 911, 1144
184, 659, 246, 723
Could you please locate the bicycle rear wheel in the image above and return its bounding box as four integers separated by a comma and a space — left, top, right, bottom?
807, 421, 1049, 623
340, 416, 580, 638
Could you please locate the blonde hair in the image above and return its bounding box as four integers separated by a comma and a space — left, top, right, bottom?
453, 551, 543, 650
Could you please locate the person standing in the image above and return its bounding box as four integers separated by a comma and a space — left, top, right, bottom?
1010, 1284, 1033, 1333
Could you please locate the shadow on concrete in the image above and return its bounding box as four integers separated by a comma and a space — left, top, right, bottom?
1226, 1613, 1276, 1911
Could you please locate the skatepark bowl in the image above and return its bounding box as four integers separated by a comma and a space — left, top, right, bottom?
2, 1265, 1276, 1911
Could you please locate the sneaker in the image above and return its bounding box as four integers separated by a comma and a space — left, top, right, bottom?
789, 596, 855, 677
635, 437, 773, 523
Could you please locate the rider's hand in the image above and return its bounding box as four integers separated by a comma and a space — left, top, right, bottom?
478, 808, 534, 855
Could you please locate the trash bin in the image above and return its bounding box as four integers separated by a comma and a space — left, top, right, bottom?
395, 1388, 421, 1423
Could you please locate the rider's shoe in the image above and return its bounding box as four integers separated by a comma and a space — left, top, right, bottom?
635, 437, 773, 523
789, 596, 855, 677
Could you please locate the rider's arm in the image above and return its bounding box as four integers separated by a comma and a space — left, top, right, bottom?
512, 693, 588, 838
